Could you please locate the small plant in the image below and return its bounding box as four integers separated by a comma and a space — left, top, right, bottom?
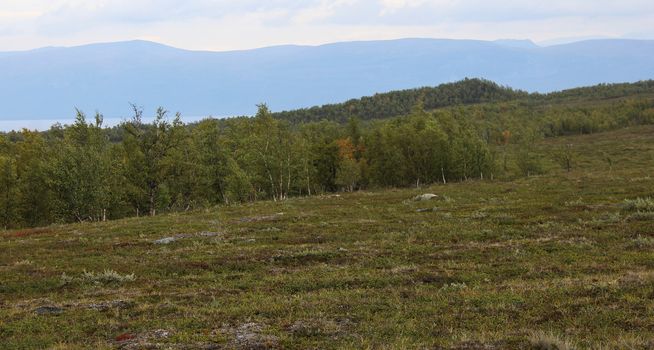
629, 235, 654, 249
440, 282, 467, 292
529, 331, 576, 350
626, 212, 654, 222
621, 197, 654, 212
589, 212, 621, 225
564, 198, 585, 207
81, 270, 136, 284
60, 270, 136, 285
495, 214, 516, 225
13, 259, 34, 266
60, 272, 75, 285
442, 196, 454, 203
470, 210, 488, 220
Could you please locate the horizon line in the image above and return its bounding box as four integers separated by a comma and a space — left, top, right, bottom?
2, 36, 653, 54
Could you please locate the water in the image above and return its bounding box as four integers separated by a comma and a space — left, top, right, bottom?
0, 116, 219, 132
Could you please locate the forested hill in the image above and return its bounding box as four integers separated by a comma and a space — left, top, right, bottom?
272, 79, 527, 123
272, 79, 654, 124
537, 80, 654, 102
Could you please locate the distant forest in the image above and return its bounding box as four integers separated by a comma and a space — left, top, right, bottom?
272, 78, 654, 123
1, 79, 654, 229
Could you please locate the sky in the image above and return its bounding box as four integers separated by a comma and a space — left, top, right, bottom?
1, 0, 653, 51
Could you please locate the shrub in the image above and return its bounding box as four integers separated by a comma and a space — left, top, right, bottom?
80, 270, 136, 284
629, 235, 654, 249
61, 270, 136, 286
626, 212, 654, 222
621, 197, 654, 212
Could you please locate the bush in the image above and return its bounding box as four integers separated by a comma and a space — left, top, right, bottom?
626, 212, 654, 222
60, 270, 135, 286
621, 197, 654, 212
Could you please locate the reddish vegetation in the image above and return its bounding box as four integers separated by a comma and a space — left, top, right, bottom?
13, 228, 52, 238
115, 333, 136, 342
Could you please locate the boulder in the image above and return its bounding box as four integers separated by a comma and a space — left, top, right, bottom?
413, 194, 438, 201
154, 237, 176, 245
35, 306, 63, 315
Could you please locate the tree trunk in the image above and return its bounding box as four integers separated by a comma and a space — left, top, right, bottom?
149, 189, 156, 216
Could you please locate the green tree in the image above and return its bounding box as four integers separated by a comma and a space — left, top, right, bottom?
14, 130, 53, 227
246, 104, 300, 201
122, 106, 182, 216
191, 119, 252, 204
0, 153, 18, 229
553, 143, 575, 172
50, 110, 114, 222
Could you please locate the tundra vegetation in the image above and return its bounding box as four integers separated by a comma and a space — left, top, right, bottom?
0, 79, 654, 348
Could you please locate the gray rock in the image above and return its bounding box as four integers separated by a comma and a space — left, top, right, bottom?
149, 329, 171, 339
154, 237, 176, 244
35, 306, 63, 315
413, 193, 439, 201
199, 231, 221, 237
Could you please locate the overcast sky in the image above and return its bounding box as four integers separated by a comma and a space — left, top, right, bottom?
1, 0, 653, 51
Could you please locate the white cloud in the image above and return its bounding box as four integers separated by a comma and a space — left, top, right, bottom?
0, 0, 652, 51
292, 0, 357, 24
379, 0, 433, 15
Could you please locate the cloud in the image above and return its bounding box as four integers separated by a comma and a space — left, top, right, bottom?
0, 0, 652, 50
379, 0, 433, 15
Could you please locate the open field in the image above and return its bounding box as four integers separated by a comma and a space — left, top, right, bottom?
1, 126, 654, 349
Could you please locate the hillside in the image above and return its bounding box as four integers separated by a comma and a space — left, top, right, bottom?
2, 126, 654, 348
272, 79, 654, 124
1, 38, 654, 120
272, 78, 526, 123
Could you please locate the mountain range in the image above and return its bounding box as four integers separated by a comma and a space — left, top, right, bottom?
1, 38, 653, 120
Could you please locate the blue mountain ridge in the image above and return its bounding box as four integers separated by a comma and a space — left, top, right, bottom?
0, 38, 653, 120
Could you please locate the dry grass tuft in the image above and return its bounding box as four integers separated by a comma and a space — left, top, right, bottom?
529, 331, 576, 350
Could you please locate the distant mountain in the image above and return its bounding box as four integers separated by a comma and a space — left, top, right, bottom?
493, 39, 539, 49
0, 38, 653, 120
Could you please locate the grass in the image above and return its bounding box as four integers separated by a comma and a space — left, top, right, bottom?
1, 126, 654, 349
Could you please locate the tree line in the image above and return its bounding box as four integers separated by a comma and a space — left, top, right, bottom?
0, 103, 496, 229
2, 79, 654, 229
